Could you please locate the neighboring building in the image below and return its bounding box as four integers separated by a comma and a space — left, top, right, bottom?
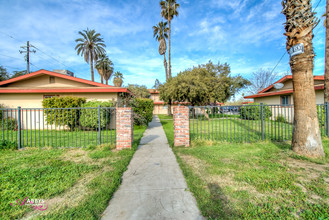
0, 69, 131, 108
148, 89, 223, 114
244, 75, 325, 104
148, 89, 172, 114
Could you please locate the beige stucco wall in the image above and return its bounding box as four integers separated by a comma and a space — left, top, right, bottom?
150, 93, 161, 102
6, 75, 95, 88
0, 94, 44, 108
315, 90, 324, 104
255, 90, 324, 105
0, 93, 118, 108
254, 96, 280, 105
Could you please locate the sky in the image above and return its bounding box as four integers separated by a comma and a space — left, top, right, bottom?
0, 0, 326, 92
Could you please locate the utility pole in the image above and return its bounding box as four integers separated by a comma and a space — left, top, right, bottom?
19, 41, 36, 74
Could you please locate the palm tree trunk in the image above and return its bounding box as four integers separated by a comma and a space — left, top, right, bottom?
168, 17, 172, 116
325, 0, 329, 102
106, 79, 108, 85
168, 19, 171, 79
290, 35, 324, 158
164, 54, 168, 81
101, 75, 104, 84
90, 61, 94, 82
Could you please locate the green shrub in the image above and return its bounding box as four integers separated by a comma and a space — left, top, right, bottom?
0, 118, 17, 130
240, 103, 272, 120
131, 98, 154, 125
275, 114, 287, 123
79, 101, 115, 130
0, 104, 4, 119
42, 96, 86, 129
0, 140, 17, 150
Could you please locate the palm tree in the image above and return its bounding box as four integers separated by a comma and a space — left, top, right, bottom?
153, 21, 169, 81
75, 28, 106, 82
160, 0, 180, 79
103, 63, 114, 85
96, 54, 113, 85
282, 0, 324, 158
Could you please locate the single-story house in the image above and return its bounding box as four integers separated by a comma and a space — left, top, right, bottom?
0, 69, 131, 108
0, 69, 131, 129
244, 75, 325, 105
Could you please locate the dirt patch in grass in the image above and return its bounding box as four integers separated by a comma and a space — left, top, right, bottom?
285, 157, 328, 173
61, 148, 110, 165
23, 165, 113, 220
179, 154, 263, 201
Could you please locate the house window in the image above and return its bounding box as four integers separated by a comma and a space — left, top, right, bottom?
281, 95, 290, 105
49, 76, 55, 84
43, 95, 58, 99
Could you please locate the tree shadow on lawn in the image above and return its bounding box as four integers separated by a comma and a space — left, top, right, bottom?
206, 182, 237, 219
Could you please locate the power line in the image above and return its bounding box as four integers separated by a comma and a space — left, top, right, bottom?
0, 53, 23, 60
270, 52, 286, 74
1, 65, 21, 70
270, 0, 325, 74
30, 62, 40, 70
32, 45, 77, 72
0, 31, 79, 73
313, 0, 323, 12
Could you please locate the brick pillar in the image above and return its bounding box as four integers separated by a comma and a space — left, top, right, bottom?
116, 107, 133, 150
173, 106, 190, 147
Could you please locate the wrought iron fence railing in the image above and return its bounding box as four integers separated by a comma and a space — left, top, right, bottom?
189, 103, 329, 143
0, 107, 116, 148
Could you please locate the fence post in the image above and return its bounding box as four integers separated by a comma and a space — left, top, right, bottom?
98, 106, 101, 145
261, 103, 264, 140
325, 102, 329, 137
173, 106, 190, 147
116, 107, 133, 149
17, 106, 22, 149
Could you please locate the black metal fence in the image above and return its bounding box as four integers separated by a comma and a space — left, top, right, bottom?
0, 107, 116, 148
189, 104, 329, 143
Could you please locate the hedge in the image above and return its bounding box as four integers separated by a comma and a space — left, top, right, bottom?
0, 118, 17, 130
79, 101, 115, 130
42, 96, 86, 129
131, 98, 154, 125
239, 103, 272, 120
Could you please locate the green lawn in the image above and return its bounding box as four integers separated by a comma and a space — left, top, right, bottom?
159, 116, 329, 219
0, 129, 116, 148
159, 114, 328, 142
0, 125, 146, 220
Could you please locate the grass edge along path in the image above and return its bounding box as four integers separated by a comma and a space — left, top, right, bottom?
158, 114, 329, 219
0, 125, 147, 220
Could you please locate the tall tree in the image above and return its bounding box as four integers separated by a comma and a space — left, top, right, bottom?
75, 28, 106, 82
159, 61, 250, 106
103, 62, 114, 85
324, 1, 329, 102
153, 79, 162, 89
127, 84, 150, 98
11, 70, 26, 79
246, 69, 279, 95
282, 0, 324, 158
160, 0, 179, 79
153, 21, 169, 81
0, 66, 10, 81
96, 54, 113, 84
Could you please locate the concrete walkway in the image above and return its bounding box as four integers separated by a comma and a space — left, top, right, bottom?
102, 116, 203, 220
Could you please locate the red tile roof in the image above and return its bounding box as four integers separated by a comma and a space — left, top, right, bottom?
245, 85, 324, 98
245, 75, 324, 99
0, 69, 132, 95
0, 69, 113, 88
